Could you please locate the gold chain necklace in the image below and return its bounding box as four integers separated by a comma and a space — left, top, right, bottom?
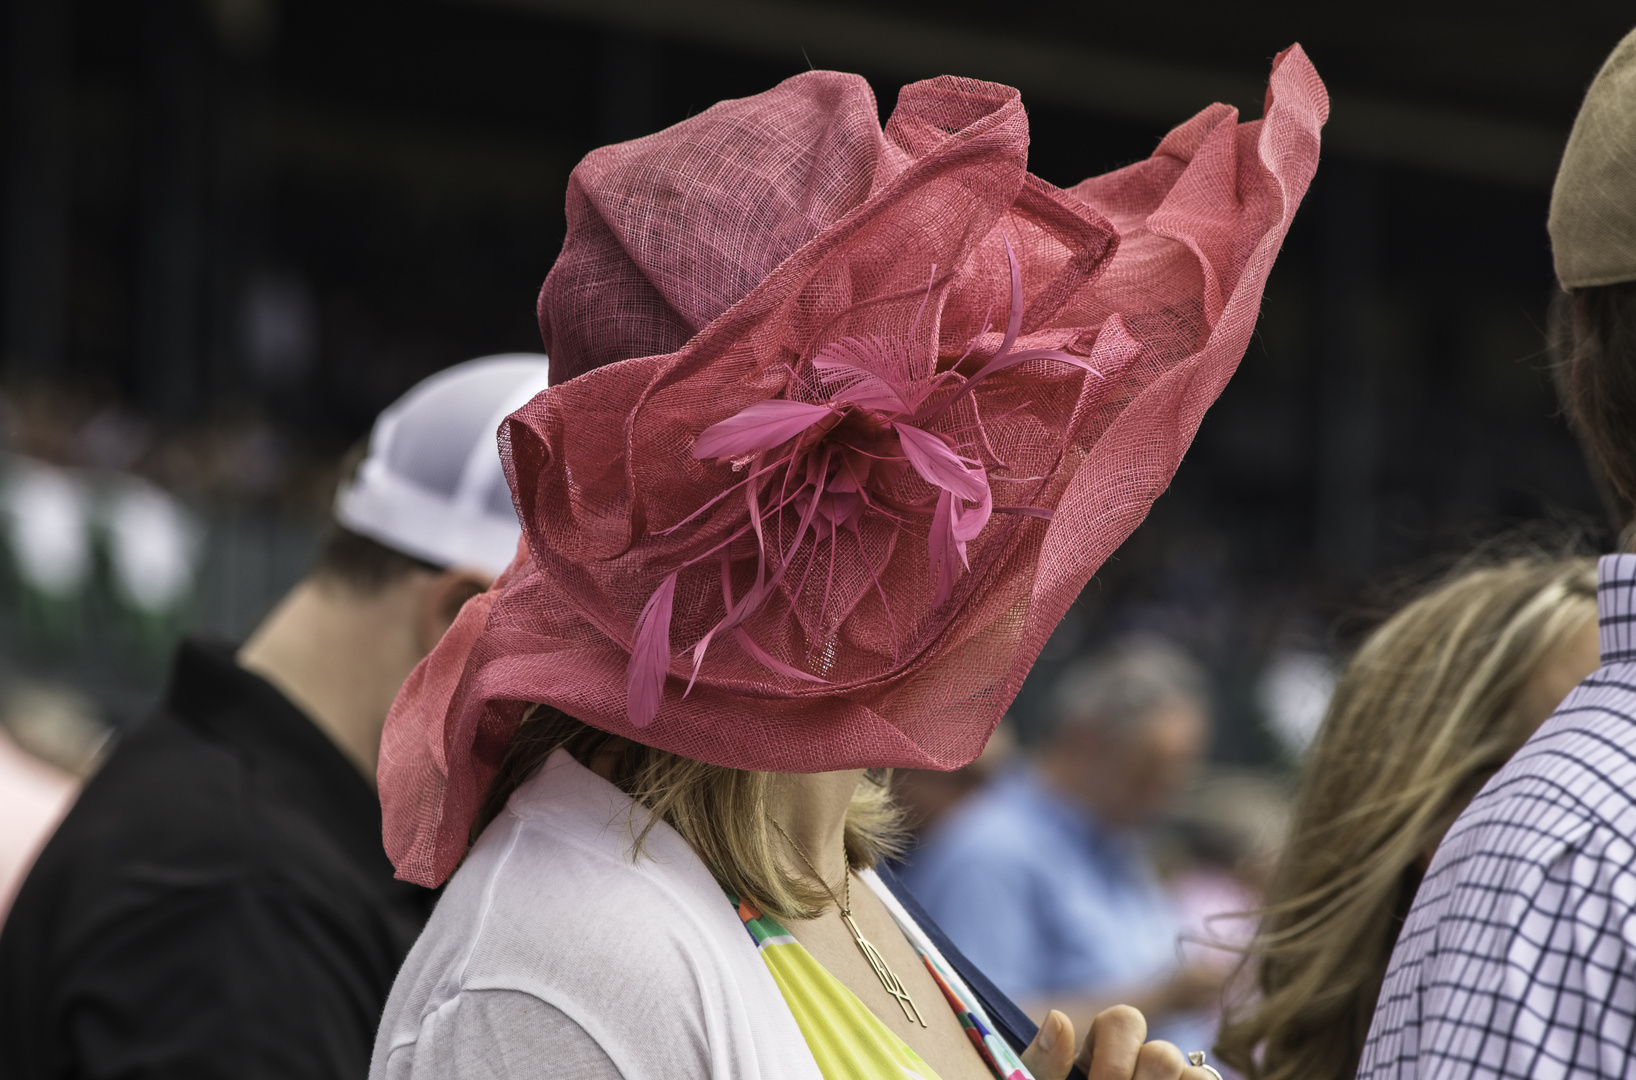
769, 817, 926, 1027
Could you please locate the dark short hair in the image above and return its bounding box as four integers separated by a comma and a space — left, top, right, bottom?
311, 439, 443, 592
1557, 282, 1636, 530
310, 526, 443, 594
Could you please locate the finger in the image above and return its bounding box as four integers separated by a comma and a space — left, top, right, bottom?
1132, 1040, 1187, 1080
1019, 1010, 1076, 1080
1077, 1004, 1147, 1080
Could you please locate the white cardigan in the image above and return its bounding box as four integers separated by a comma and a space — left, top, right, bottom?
370, 750, 957, 1080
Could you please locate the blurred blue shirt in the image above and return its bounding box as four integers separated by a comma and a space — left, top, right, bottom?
903, 765, 1208, 1048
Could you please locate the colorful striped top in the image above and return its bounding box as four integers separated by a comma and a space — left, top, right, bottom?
730, 889, 1035, 1080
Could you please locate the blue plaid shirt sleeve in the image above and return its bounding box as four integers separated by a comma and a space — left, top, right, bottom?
1360, 554, 1636, 1080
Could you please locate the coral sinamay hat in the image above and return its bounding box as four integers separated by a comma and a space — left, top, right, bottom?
382, 50, 1328, 886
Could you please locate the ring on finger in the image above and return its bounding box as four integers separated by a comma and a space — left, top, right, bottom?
1186, 1051, 1225, 1080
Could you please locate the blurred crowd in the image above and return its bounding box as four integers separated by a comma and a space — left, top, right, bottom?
0, 365, 1601, 1074
0, 381, 350, 916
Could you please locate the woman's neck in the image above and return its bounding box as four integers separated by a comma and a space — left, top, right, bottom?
766, 768, 866, 886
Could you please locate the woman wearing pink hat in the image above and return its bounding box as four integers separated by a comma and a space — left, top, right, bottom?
369, 53, 1326, 1080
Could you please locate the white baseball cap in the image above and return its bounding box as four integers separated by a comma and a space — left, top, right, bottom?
334, 354, 550, 578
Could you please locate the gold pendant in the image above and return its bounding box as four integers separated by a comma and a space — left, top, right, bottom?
765, 816, 926, 1028
841, 911, 927, 1027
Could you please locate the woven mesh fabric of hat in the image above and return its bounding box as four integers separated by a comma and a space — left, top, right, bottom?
381, 50, 1327, 886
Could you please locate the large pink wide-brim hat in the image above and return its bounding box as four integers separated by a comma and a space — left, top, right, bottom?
382, 50, 1327, 886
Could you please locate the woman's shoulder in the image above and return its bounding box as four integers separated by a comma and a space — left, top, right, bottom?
376, 989, 622, 1080
374, 754, 827, 1079
415, 755, 752, 991
461, 800, 736, 978
373, 754, 806, 1079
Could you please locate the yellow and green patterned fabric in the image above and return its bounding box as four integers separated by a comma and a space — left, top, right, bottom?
729, 892, 1034, 1080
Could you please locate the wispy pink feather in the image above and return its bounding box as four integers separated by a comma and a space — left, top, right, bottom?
895, 423, 988, 503
952, 486, 992, 545
929, 490, 960, 604
694, 399, 833, 459
732, 626, 830, 683
625, 237, 1103, 720
627, 571, 677, 727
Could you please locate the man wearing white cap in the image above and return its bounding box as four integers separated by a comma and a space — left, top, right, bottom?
0, 355, 549, 1080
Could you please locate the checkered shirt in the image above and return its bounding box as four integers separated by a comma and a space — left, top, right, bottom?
1359, 553, 1636, 1080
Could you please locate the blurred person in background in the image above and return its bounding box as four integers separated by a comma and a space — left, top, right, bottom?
905, 641, 1225, 1050
1360, 29, 1636, 1078
0, 354, 549, 1080
1216, 555, 1599, 1080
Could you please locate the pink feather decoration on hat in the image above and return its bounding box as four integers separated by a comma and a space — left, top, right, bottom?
625, 239, 1100, 728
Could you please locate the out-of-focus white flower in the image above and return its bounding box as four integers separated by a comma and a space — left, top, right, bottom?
3, 460, 92, 599
103, 478, 201, 615
1259, 650, 1337, 756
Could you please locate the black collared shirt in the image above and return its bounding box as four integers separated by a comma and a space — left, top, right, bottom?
0, 639, 436, 1079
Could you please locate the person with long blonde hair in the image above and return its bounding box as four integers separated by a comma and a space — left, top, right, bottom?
1215, 554, 1602, 1080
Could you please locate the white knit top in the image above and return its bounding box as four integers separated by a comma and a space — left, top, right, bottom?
370, 749, 827, 1080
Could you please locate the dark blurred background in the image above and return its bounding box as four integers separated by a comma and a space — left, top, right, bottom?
1, 0, 1629, 766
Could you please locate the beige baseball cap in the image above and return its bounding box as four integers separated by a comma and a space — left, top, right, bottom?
1550, 26, 1636, 289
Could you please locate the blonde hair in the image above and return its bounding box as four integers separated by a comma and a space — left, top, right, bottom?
1215, 555, 1598, 1080
473, 706, 908, 921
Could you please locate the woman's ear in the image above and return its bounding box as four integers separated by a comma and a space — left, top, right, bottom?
416, 569, 492, 657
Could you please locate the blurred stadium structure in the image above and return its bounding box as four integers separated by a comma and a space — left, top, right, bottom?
0, 0, 1628, 757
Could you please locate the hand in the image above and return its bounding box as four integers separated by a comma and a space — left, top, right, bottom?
1020, 1005, 1218, 1080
